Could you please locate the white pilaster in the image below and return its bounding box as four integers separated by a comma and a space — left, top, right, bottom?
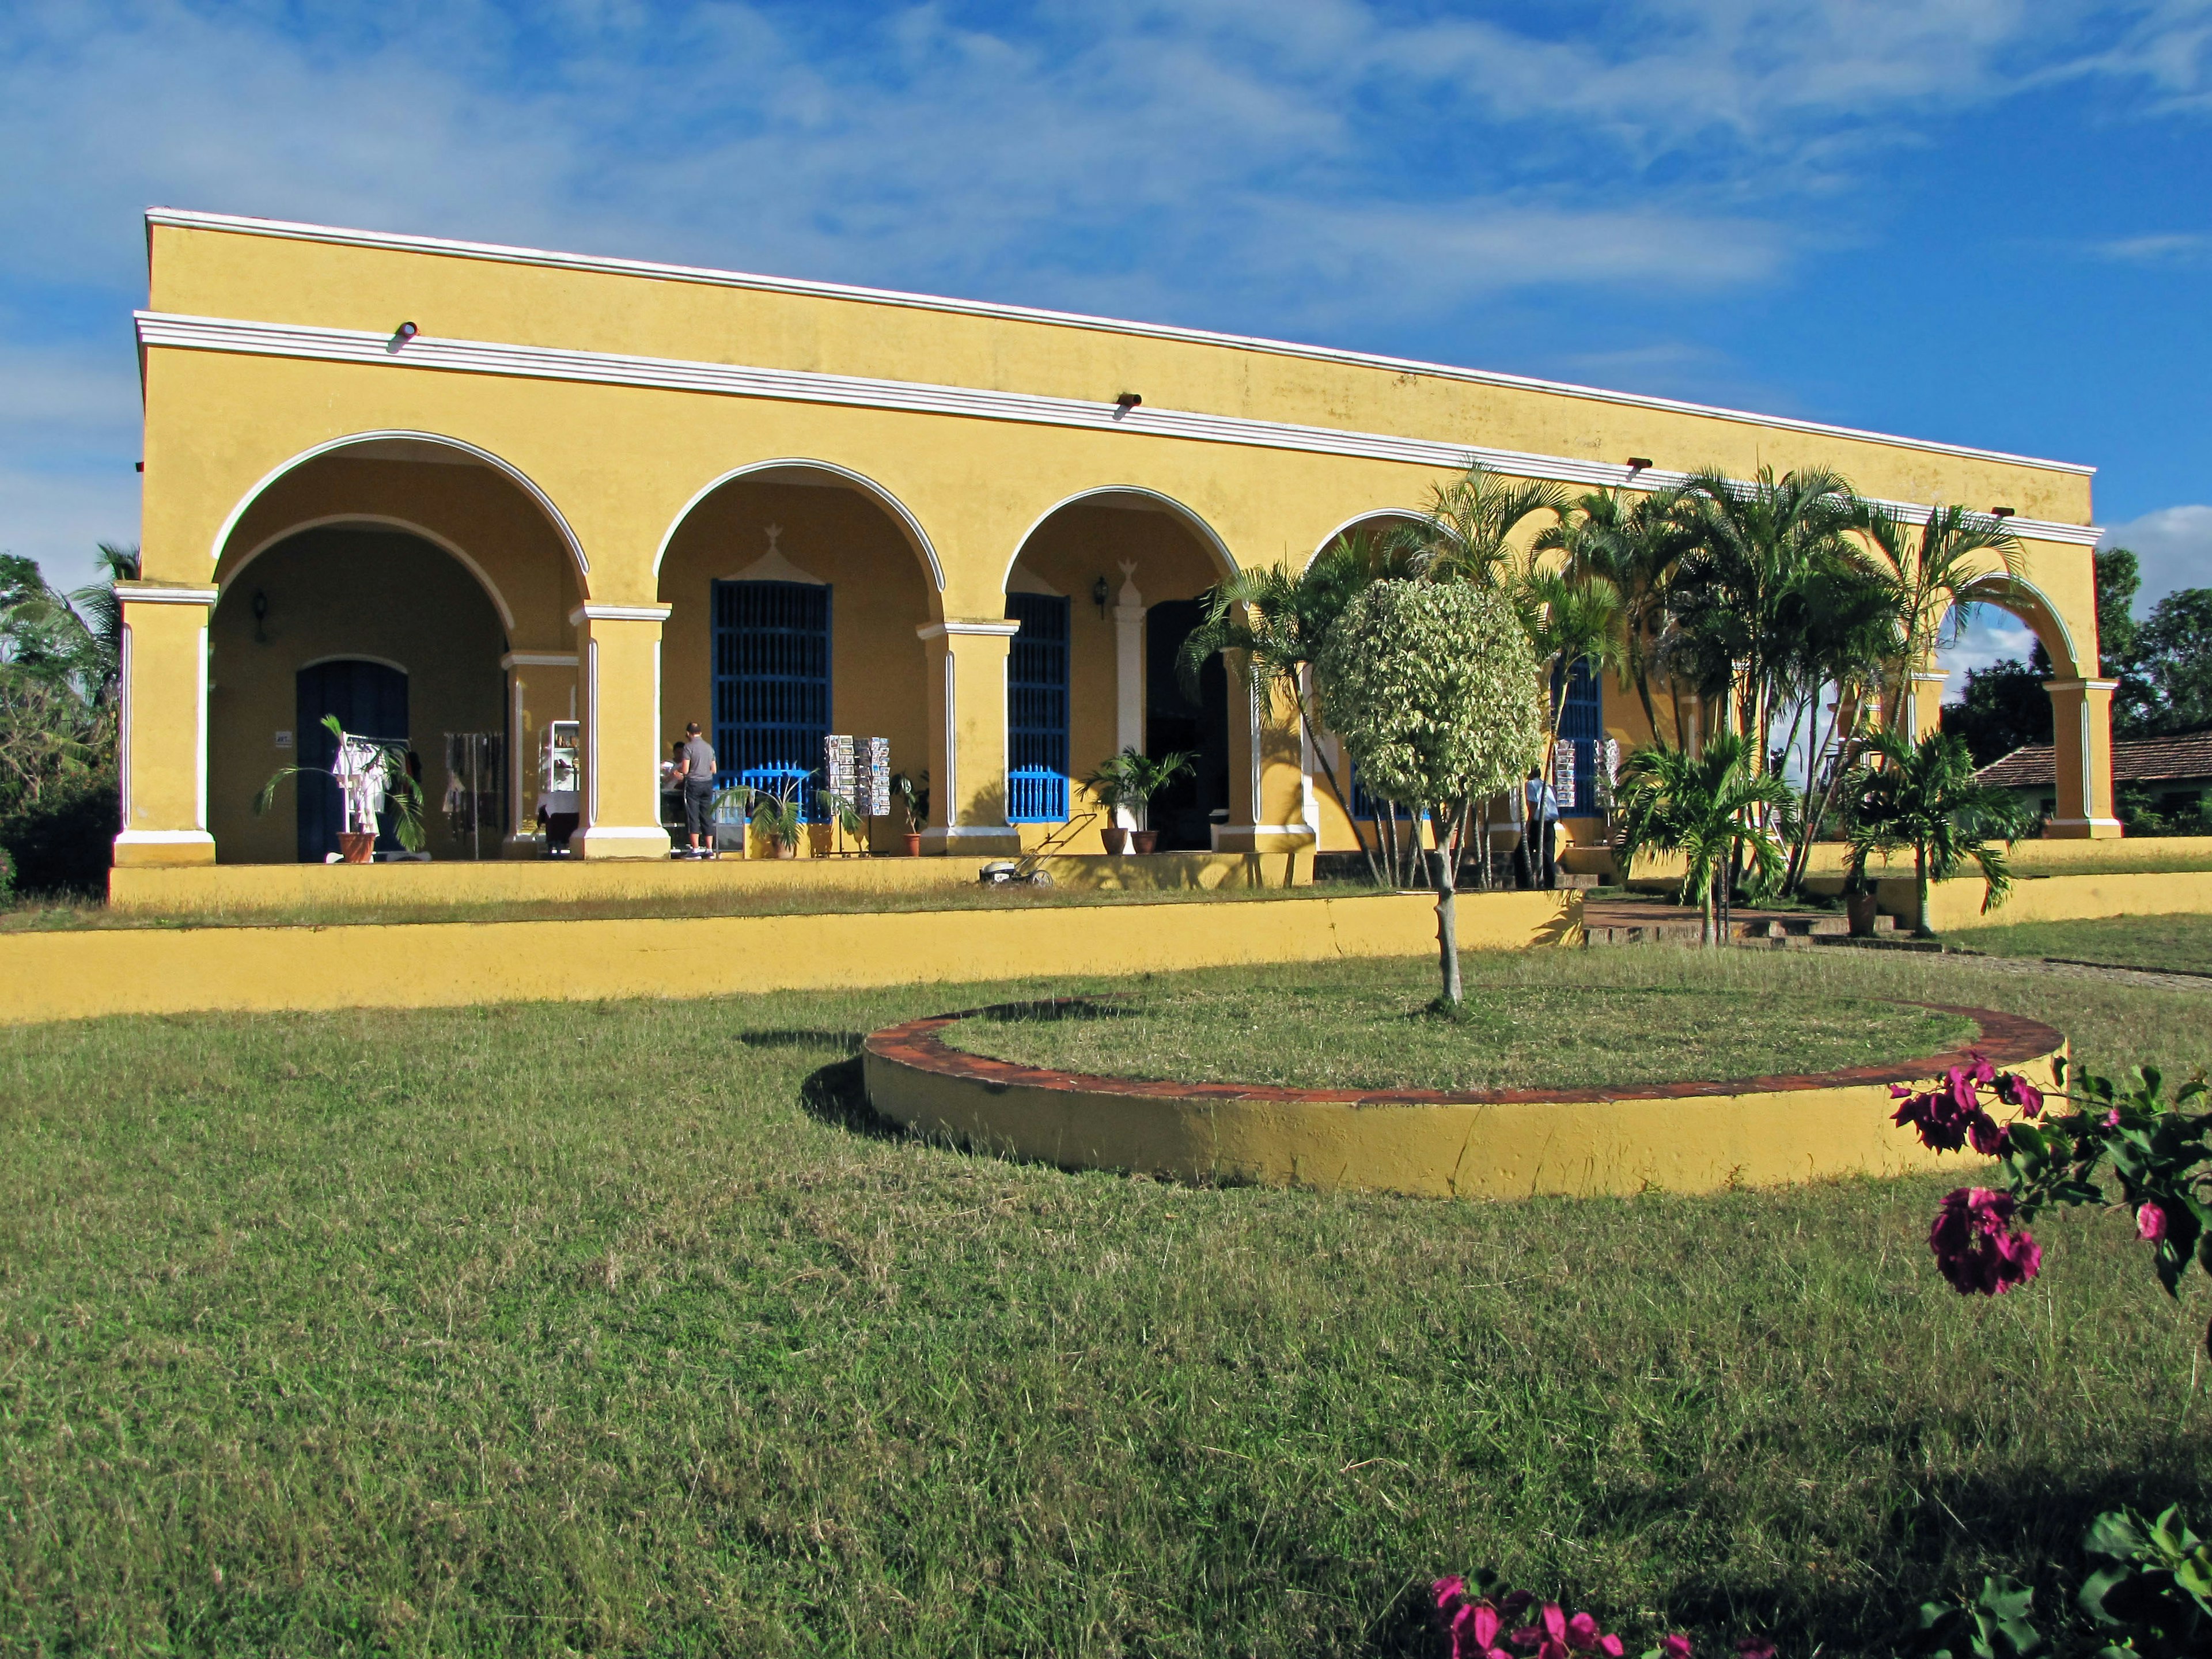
1112, 562, 1145, 830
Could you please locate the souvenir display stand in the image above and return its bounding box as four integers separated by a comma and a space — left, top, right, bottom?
535, 721, 582, 855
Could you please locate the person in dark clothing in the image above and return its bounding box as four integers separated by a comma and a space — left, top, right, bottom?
673, 722, 718, 858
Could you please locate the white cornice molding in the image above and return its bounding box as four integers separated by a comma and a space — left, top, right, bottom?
115, 582, 221, 605
144, 207, 2094, 478
2041, 678, 2122, 692
569, 603, 672, 625
917, 620, 1024, 639
135, 309, 2105, 549
501, 650, 579, 668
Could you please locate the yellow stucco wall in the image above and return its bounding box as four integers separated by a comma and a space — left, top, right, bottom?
865, 1039, 2063, 1200
0, 890, 1575, 1026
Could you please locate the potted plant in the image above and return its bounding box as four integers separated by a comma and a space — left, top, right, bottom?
253, 714, 425, 862
1080, 748, 1194, 855
714, 774, 805, 859
892, 770, 929, 855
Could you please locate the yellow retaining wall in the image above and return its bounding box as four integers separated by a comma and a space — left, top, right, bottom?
0, 888, 1574, 1027
108, 850, 1314, 915
865, 1018, 2064, 1200
1922, 870, 2212, 934
1605, 836, 2212, 893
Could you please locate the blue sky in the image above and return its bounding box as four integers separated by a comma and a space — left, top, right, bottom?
2, 0, 2206, 685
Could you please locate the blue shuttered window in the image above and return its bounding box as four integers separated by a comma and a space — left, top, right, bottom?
713, 580, 831, 820
1005, 593, 1069, 823
1555, 657, 1604, 815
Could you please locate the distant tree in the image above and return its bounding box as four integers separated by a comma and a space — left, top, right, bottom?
1943, 658, 2054, 766
2128, 588, 2212, 736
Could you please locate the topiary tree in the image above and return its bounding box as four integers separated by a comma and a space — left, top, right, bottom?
1316, 579, 1545, 1006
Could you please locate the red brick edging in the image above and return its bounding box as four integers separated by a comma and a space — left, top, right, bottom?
862, 1000, 2061, 1108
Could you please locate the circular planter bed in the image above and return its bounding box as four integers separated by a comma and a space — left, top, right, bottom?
861, 998, 2065, 1199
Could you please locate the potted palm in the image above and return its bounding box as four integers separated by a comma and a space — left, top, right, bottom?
714, 774, 805, 859
1081, 748, 1194, 855
253, 714, 425, 862
813, 787, 863, 857
892, 770, 929, 856
1839, 729, 2027, 938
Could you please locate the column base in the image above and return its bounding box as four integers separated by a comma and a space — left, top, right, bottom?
924, 825, 1022, 857
574, 825, 672, 860
1211, 824, 1319, 854
2043, 816, 2124, 840
112, 830, 217, 868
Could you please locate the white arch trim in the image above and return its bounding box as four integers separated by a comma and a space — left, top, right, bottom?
651, 458, 945, 590
1305, 508, 1430, 570
297, 652, 410, 676
206, 429, 590, 586
1960, 570, 2085, 677
217, 514, 518, 633
1002, 486, 1240, 594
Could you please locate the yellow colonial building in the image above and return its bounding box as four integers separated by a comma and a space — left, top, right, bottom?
115, 207, 2119, 870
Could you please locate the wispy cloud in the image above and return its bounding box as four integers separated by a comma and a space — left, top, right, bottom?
2090, 231, 2211, 263
2100, 504, 2212, 603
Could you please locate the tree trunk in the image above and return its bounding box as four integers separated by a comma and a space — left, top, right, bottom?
1699, 858, 1717, 946
1915, 843, 1933, 938
1434, 808, 1463, 1006
1297, 703, 1382, 889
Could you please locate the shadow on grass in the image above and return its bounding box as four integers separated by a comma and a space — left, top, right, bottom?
798, 1055, 906, 1141
974, 996, 1133, 1024
736, 1028, 866, 1053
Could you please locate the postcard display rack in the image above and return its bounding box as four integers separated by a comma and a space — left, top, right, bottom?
536, 721, 582, 855
821, 736, 892, 855
441, 732, 507, 860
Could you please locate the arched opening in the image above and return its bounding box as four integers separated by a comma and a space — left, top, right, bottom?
1005, 489, 1237, 852
206, 435, 585, 862
1936, 575, 2099, 828
656, 463, 942, 851
210, 528, 507, 861
1306, 509, 1427, 570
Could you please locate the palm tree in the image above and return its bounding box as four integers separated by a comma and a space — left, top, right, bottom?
1177, 529, 1422, 885
1402, 463, 1571, 589
1521, 563, 1625, 787
1535, 485, 1698, 747
1772, 558, 1901, 892
1612, 732, 1799, 945
1853, 502, 2023, 736
1673, 465, 1860, 748
1839, 729, 2027, 938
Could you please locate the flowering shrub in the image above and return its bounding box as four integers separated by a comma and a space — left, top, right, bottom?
1428, 1575, 1773, 1659
1889, 1052, 2212, 1347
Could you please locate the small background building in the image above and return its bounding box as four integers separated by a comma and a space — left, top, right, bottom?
1978, 731, 2212, 836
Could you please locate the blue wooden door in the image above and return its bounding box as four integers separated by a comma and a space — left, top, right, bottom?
713, 580, 832, 816
296, 660, 409, 861
1005, 593, 1069, 822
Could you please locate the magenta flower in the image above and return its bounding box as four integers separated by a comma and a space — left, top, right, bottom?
2138, 1202, 2168, 1242
1657, 1637, 1692, 1659
1436, 1578, 1469, 1612
1929, 1187, 2042, 1295
1994, 1072, 2044, 1116
1737, 1642, 1777, 1659
1893, 1068, 1998, 1154
2105, 1108, 2122, 1127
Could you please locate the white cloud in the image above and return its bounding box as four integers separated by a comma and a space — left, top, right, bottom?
2092, 232, 2210, 263
2101, 505, 2212, 606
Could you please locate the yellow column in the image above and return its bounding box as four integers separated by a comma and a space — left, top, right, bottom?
1902, 668, 1949, 740
917, 620, 1022, 857
112, 582, 219, 868
1214, 669, 1315, 855
499, 649, 579, 856
570, 604, 673, 860
2043, 677, 2122, 839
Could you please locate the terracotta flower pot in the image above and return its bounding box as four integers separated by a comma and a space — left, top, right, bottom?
902, 832, 923, 857
773, 840, 798, 860
1101, 826, 1132, 857
338, 831, 376, 865
1130, 830, 1160, 855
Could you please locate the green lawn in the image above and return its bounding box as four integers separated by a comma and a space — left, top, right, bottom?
2, 947, 2209, 1656
945, 966, 1972, 1091
1952, 911, 2212, 975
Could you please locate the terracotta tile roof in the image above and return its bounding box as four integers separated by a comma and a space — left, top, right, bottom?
1975, 730, 2212, 789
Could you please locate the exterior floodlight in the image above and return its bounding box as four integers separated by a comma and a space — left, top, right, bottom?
395, 321, 419, 342
1991, 506, 2016, 518
1626, 457, 1653, 471
1115, 391, 1142, 410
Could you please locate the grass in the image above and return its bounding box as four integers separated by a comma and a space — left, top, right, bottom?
3, 946, 2210, 1656
942, 966, 1972, 1091
0, 877, 1366, 935
1951, 911, 2212, 976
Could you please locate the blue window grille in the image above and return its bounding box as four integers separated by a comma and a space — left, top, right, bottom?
1005, 593, 1069, 823
1554, 657, 1604, 815
713, 579, 830, 822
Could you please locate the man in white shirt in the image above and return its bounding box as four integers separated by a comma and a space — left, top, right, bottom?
1524, 768, 1559, 890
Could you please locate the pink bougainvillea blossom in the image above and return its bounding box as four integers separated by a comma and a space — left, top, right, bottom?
2138, 1202, 2168, 1242
1993, 1071, 2044, 1115
1929, 1187, 2043, 1295
1736, 1642, 1777, 1659
1657, 1637, 1693, 1659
